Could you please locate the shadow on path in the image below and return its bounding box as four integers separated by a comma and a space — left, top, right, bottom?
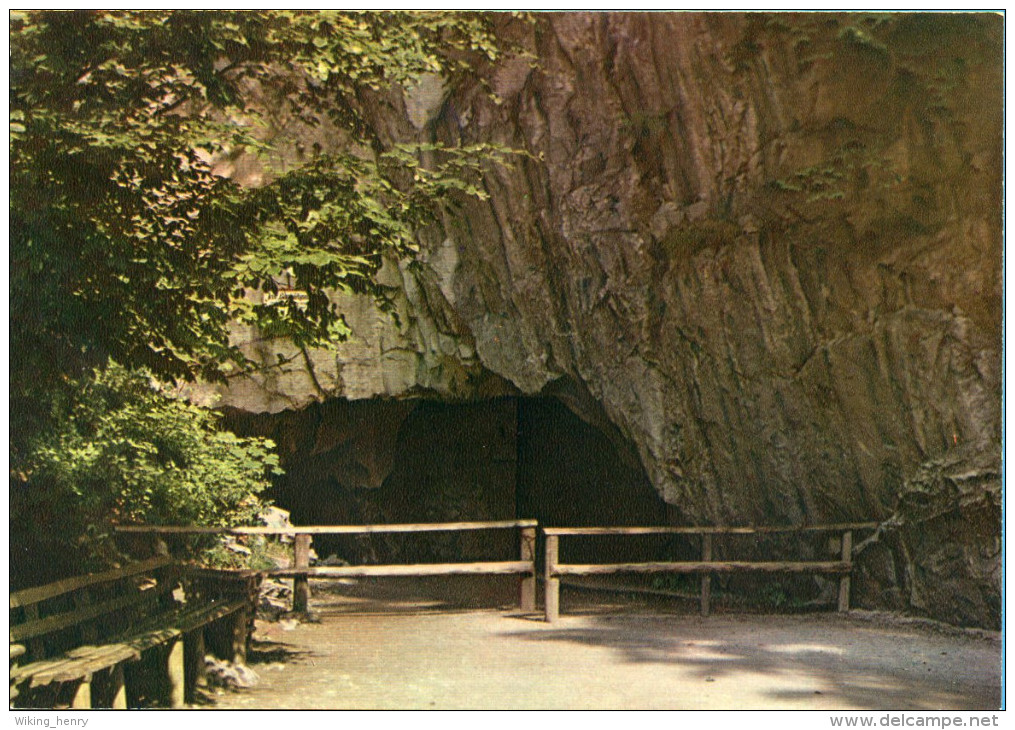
498, 613, 1001, 710
204, 580, 1000, 710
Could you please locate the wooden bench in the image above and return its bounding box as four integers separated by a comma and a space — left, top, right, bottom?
9, 557, 260, 709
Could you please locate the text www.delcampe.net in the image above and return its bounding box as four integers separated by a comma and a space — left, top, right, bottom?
831, 715, 1000, 728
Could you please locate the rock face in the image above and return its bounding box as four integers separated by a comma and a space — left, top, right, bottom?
195, 13, 1002, 628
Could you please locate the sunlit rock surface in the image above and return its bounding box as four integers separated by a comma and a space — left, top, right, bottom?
188, 13, 1001, 628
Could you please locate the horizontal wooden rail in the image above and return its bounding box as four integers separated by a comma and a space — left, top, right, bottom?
10, 557, 174, 609
543, 523, 876, 622
13, 593, 148, 643
269, 561, 533, 578
114, 520, 537, 535
542, 523, 878, 536
115, 521, 540, 615
554, 561, 851, 576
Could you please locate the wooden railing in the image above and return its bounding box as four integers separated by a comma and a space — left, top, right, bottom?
541, 523, 879, 622
116, 520, 879, 621
115, 520, 539, 613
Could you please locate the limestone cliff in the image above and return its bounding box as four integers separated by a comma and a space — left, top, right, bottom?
190, 13, 1002, 627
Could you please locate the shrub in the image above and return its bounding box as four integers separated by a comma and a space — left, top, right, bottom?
12, 363, 282, 576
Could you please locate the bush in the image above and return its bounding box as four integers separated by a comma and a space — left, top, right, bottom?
11, 363, 282, 577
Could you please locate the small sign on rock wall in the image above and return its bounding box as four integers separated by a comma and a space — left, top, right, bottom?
263, 287, 309, 310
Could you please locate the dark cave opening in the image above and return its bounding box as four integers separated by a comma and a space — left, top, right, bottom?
515, 397, 666, 529
223, 395, 836, 610
224, 394, 671, 567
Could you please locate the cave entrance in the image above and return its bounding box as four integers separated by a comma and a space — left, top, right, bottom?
225, 394, 668, 564
515, 398, 666, 528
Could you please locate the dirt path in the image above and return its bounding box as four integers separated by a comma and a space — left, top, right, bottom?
205, 579, 1001, 710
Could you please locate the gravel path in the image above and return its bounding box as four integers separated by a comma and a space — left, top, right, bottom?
205, 579, 1001, 711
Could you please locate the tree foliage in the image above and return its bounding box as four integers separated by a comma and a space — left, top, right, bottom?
10, 10, 511, 400
12, 365, 281, 579
9, 10, 517, 574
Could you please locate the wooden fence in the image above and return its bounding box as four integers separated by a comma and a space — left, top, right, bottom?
541, 523, 878, 622
116, 520, 878, 621
115, 520, 539, 613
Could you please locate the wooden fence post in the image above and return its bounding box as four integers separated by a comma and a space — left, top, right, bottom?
293, 533, 312, 613
73, 590, 99, 644
519, 527, 536, 612
838, 530, 853, 613
22, 605, 44, 660
167, 638, 185, 709
701, 533, 712, 617
231, 609, 250, 664
70, 679, 92, 709
185, 629, 207, 703
544, 535, 560, 623
109, 664, 127, 709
